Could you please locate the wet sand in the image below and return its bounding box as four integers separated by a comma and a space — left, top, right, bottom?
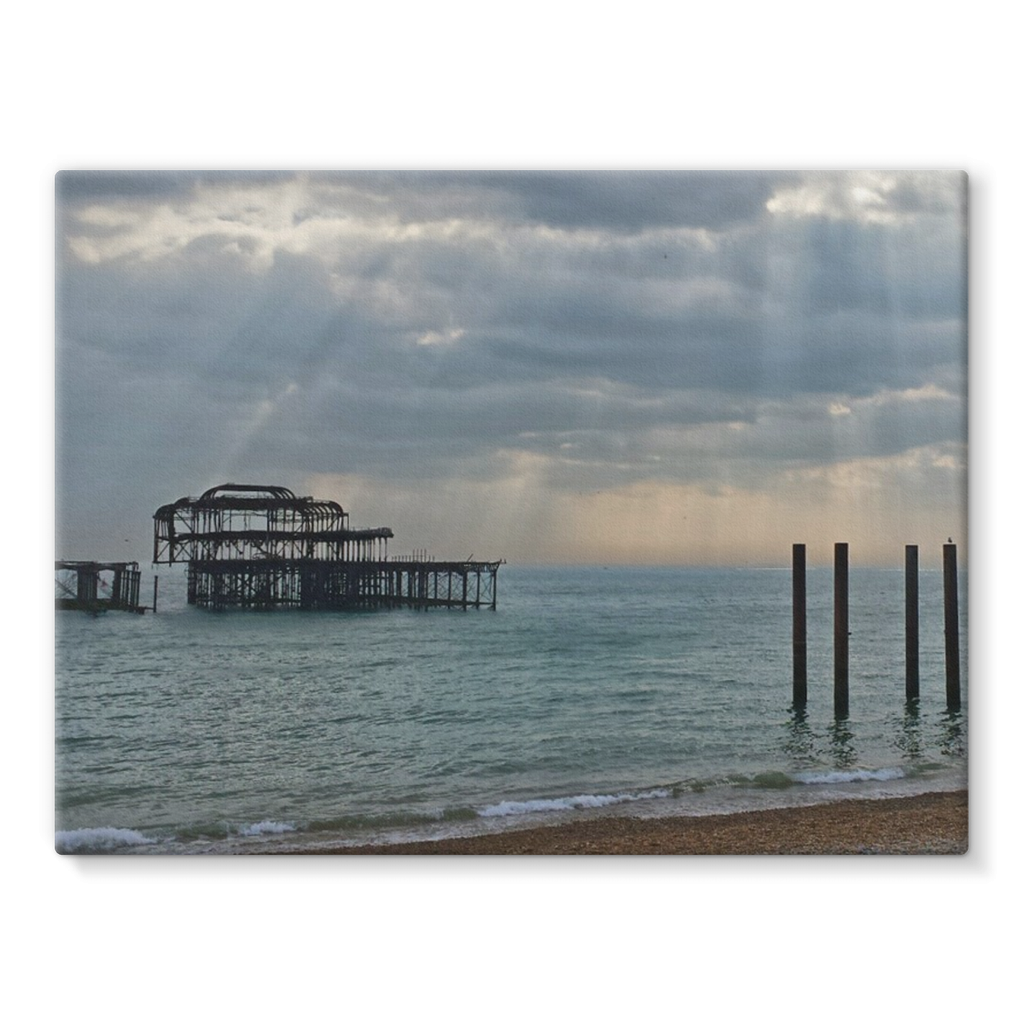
306, 791, 967, 855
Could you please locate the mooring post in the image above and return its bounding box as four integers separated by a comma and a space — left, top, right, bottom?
944, 543, 961, 711
153, 575, 159, 614
792, 543, 807, 707
834, 542, 849, 719
905, 546, 918, 701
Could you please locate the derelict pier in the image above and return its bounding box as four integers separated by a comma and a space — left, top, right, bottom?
56, 561, 148, 614
153, 483, 503, 611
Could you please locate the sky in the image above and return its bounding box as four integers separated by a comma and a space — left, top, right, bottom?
55, 169, 967, 568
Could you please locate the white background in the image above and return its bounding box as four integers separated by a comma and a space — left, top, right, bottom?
6, 3, 1015, 1020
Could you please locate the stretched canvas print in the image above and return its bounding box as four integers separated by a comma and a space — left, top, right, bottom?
54, 170, 968, 854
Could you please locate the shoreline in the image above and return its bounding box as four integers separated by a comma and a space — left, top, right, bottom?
294, 790, 967, 855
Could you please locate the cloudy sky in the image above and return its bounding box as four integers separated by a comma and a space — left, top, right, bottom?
55, 170, 966, 568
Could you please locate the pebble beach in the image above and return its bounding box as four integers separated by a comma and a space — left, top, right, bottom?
307, 790, 967, 855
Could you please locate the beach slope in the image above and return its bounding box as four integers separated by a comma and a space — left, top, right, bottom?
308, 791, 967, 855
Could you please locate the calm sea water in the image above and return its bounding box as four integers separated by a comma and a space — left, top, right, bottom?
55, 565, 967, 853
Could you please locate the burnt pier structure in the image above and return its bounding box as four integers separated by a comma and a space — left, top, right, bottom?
56, 561, 147, 613
153, 484, 502, 611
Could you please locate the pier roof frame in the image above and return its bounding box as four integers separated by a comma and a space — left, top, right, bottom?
153, 482, 394, 565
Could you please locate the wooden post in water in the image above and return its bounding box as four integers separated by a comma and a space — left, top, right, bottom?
834, 542, 849, 719
792, 543, 807, 707
905, 546, 918, 701
152, 575, 159, 613
944, 543, 961, 711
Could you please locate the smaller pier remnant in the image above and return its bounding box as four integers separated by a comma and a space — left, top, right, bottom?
55, 561, 147, 614
153, 483, 504, 611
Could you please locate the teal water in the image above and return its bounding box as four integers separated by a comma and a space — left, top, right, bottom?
55, 566, 967, 853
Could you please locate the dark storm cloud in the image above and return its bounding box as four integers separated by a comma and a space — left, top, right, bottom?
56, 169, 296, 205
56, 170, 196, 204
452, 170, 792, 232
253, 377, 754, 457
798, 219, 965, 319
57, 183, 964, 453
306, 170, 797, 233
686, 391, 964, 470
887, 173, 967, 216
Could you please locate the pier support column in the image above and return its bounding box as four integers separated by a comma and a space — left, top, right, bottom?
77, 566, 98, 604
944, 543, 961, 711
792, 544, 807, 707
834, 543, 849, 719
905, 545, 919, 701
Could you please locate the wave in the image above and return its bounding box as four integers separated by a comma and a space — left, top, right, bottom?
792, 767, 906, 785
479, 787, 671, 818
306, 806, 478, 834
236, 820, 297, 837
55, 827, 157, 853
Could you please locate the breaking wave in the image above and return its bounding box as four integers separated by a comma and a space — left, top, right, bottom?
479, 788, 671, 818
55, 827, 157, 853
792, 767, 906, 785
236, 820, 297, 836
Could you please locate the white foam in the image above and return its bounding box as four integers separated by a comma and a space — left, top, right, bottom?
55, 827, 157, 853
792, 767, 906, 785
479, 788, 671, 818
237, 820, 297, 836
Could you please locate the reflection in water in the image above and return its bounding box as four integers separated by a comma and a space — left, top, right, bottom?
940, 709, 966, 758
828, 718, 857, 769
894, 699, 923, 761
783, 705, 816, 767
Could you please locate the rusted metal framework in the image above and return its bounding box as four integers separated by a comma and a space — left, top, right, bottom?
154, 483, 391, 564
56, 561, 145, 614
154, 483, 503, 611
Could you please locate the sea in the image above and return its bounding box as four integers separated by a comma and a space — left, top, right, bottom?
54, 565, 968, 854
